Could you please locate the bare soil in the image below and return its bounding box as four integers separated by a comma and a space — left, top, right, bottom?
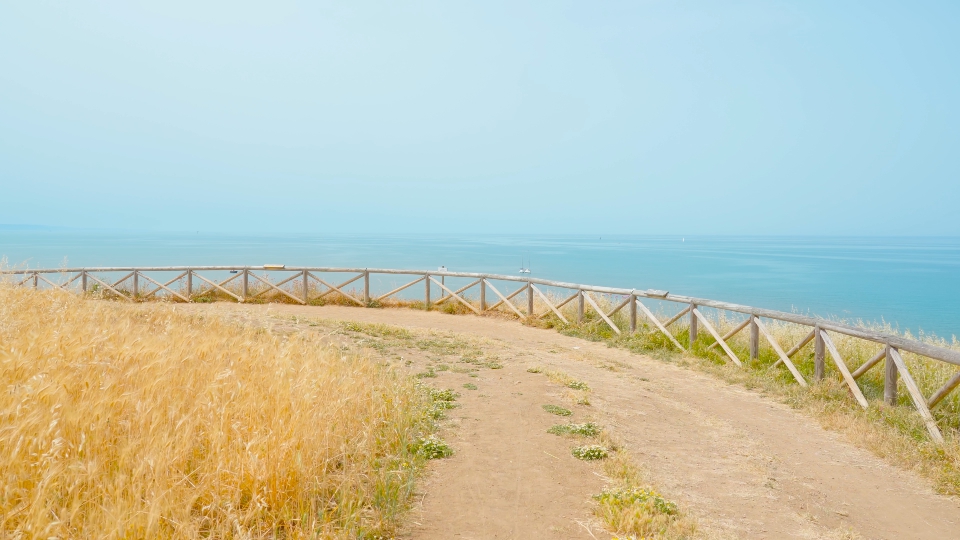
182, 303, 960, 539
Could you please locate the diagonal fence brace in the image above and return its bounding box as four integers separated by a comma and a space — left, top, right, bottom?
307, 272, 364, 306
429, 277, 481, 315
484, 281, 525, 318
582, 291, 621, 335
531, 284, 568, 324
693, 308, 743, 367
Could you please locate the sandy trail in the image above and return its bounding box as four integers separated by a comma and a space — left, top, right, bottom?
187, 303, 960, 539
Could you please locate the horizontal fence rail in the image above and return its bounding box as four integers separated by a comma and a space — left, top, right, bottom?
4, 265, 959, 443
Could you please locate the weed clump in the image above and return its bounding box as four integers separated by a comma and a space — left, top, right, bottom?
424, 387, 459, 419
526, 366, 543, 373
545, 370, 589, 391
596, 453, 696, 538
416, 367, 438, 378
463, 383, 478, 390
548, 422, 601, 437
451, 366, 476, 374
594, 486, 687, 538
542, 404, 573, 416
432, 400, 458, 410
595, 486, 677, 515
572, 445, 609, 460
416, 435, 454, 459
429, 388, 459, 402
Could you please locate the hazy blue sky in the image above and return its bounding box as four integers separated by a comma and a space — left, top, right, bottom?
2, 1, 959, 235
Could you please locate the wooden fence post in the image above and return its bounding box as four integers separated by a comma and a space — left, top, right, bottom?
81, 270, 87, 292
33, 273, 38, 289
527, 282, 533, 316
187, 270, 193, 298
479, 278, 486, 311
749, 316, 759, 360
629, 293, 637, 332
577, 290, 584, 323
302, 269, 309, 304
814, 325, 825, 381
363, 270, 370, 304
242, 270, 248, 300
689, 303, 698, 347
889, 347, 943, 443
885, 344, 898, 405
132, 271, 139, 298
425, 274, 431, 309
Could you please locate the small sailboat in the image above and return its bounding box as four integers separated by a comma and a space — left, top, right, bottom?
519, 257, 531, 274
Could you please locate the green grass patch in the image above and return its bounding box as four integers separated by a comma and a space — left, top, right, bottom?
424, 387, 459, 419
416, 368, 437, 379
429, 388, 459, 402
416, 435, 453, 459
572, 444, 608, 460
542, 404, 573, 416
548, 422, 600, 437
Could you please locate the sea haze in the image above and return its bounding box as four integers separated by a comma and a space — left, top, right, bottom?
2, 231, 958, 340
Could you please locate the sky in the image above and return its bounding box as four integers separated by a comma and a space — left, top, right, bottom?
1, 1, 959, 235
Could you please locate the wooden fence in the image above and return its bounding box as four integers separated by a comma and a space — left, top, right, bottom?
5, 265, 960, 443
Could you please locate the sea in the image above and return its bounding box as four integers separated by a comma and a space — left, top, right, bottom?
2, 229, 959, 340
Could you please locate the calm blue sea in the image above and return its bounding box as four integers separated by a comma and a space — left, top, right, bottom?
3, 230, 959, 339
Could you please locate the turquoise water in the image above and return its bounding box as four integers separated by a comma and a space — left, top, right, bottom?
2, 230, 959, 339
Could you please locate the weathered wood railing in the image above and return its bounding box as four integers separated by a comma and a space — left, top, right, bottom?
5, 265, 960, 443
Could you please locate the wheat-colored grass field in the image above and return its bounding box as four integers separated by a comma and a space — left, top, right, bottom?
0, 285, 429, 538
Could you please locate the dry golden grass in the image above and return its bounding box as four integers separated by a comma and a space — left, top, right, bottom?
0, 285, 431, 538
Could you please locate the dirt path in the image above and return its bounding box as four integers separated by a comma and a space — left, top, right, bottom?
186, 303, 960, 539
